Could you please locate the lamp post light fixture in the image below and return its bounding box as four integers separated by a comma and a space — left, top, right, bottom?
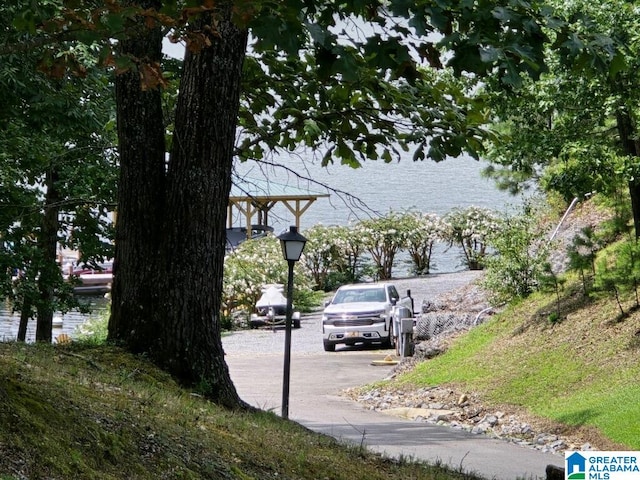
277, 225, 307, 419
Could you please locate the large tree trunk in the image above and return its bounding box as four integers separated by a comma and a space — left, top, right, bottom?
155, 6, 248, 408
109, 2, 248, 409
108, 0, 166, 351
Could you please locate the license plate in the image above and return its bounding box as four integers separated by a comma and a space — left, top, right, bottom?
346, 331, 359, 338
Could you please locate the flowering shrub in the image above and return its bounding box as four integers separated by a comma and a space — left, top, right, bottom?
222, 207, 505, 323
301, 224, 343, 290
223, 235, 314, 316
442, 206, 500, 270
74, 309, 109, 345
398, 211, 445, 275
301, 224, 372, 291
357, 211, 408, 280
300, 224, 371, 290
330, 224, 368, 285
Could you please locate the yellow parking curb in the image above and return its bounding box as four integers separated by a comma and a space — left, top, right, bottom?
371, 355, 398, 366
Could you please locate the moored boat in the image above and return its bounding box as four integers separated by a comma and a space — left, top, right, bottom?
249, 284, 301, 329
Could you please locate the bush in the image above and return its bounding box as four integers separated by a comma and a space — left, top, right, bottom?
301, 224, 339, 290
567, 226, 600, 296
481, 203, 550, 305
398, 210, 444, 275
593, 238, 640, 317
74, 309, 109, 345
442, 206, 500, 270
541, 144, 620, 203
223, 235, 315, 317
356, 212, 407, 280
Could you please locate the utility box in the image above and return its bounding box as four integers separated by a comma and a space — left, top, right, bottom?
393, 307, 414, 358
400, 317, 414, 334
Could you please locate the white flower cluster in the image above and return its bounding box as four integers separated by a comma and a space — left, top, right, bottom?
399, 211, 447, 275
442, 206, 501, 269
223, 235, 314, 314
221, 206, 502, 310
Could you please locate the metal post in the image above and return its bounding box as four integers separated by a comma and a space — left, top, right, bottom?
281, 259, 295, 419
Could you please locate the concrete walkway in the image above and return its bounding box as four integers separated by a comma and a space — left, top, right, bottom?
223, 272, 564, 479
225, 348, 563, 480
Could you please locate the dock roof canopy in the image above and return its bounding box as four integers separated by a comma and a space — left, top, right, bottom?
228, 177, 329, 236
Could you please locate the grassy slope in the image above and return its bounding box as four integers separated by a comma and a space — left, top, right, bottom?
396, 281, 640, 450
0, 343, 481, 480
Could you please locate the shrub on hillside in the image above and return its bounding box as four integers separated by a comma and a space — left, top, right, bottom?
482, 204, 550, 305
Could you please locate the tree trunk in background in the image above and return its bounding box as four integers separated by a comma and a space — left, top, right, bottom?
108, 0, 166, 352
628, 179, 640, 240
616, 108, 640, 238
17, 300, 31, 342
35, 167, 60, 342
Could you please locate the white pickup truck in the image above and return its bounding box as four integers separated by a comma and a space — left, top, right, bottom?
321, 283, 413, 352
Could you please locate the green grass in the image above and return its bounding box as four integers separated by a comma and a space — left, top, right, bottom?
0, 342, 484, 480
540, 370, 640, 447
397, 316, 509, 388
391, 286, 640, 450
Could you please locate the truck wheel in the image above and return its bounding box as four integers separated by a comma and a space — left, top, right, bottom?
323, 340, 336, 352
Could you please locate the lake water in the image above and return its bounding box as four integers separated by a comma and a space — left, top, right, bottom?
233, 151, 524, 274
0, 296, 108, 343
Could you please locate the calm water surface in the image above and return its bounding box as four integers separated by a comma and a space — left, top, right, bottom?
0, 297, 108, 343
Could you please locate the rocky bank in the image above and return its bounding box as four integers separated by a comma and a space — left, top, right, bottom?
345, 379, 596, 457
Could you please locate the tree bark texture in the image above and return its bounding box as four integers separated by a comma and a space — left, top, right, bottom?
156, 6, 248, 408
35, 167, 60, 342
109, 0, 166, 351
109, 2, 248, 408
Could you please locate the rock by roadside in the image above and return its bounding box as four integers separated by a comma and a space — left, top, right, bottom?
344, 382, 595, 456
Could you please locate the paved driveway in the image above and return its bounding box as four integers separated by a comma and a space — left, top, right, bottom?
223, 273, 563, 479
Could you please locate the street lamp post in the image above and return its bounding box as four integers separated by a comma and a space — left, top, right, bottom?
277, 225, 307, 419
